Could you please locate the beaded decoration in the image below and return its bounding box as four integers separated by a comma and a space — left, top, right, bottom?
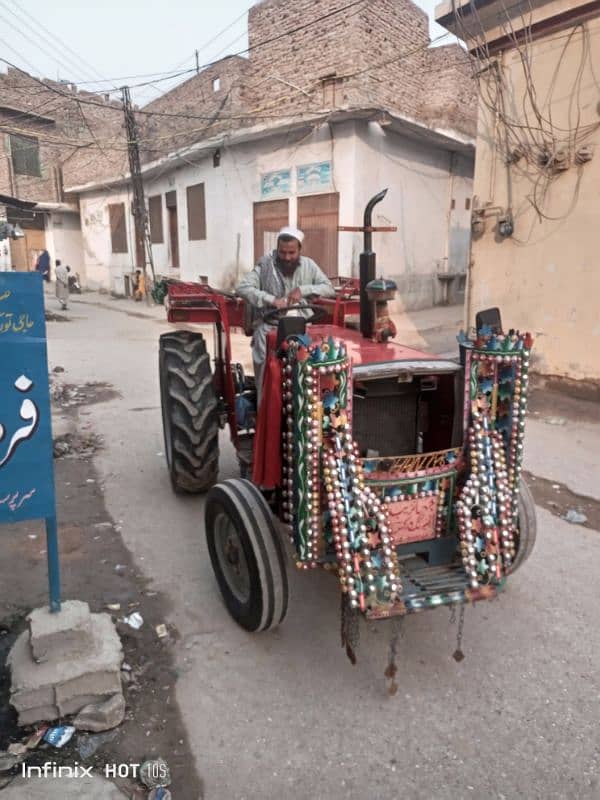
456, 328, 533, 587
281, 335, 401, 612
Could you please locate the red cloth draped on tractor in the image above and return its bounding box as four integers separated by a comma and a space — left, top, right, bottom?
252, 331, 282, 488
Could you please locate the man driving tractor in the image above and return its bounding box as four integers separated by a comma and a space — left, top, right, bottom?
236, 226, 335, 401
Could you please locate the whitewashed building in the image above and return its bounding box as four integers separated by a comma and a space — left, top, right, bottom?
69, 108, 473, 310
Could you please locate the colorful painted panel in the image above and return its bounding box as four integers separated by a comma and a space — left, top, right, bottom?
260, 169, 291, 199
296, 161, 332, 194
362, 451, 459, 543
456, 328, 533, 587
281, 335, 401, 614
386, 493, 439, 544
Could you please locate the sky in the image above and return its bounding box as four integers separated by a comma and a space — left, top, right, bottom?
0, 0, 453, 104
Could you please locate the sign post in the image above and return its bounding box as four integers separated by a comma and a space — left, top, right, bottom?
0, 273, 61, 612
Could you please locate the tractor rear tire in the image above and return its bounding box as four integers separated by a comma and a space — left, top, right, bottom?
159, 330, 219, 494
509, 478, 537, 573
205, 479, 289, 632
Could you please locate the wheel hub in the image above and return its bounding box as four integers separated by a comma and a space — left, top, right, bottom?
214, 513, 251, 603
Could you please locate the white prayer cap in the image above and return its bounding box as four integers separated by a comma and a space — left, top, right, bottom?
277, 226, 304, 244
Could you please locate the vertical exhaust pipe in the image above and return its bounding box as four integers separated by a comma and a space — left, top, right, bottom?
360, 189, 387, 339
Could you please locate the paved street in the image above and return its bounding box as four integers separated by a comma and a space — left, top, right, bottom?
45, 294, 600, 800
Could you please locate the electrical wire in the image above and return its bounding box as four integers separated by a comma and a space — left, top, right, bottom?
0, 3, 97, 84
0, 30, 474, 164
453, 0, 600, 233
4, 0, 107, 84
0, 2, 480, 193
2, 0, 365, 98
0, 0, 426, 127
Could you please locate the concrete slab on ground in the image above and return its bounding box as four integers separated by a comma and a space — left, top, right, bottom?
9, 612, 122, 724
28, 600, 93, 663
0, 775, 127, 799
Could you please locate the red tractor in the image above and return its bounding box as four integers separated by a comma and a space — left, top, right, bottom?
158, 191, 536, 647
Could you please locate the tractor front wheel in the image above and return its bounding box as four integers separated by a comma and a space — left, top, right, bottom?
205, 479, 288, 632
509, 478, 537, 573
159, 330, 219, 493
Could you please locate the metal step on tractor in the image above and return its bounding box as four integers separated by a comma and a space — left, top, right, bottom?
157, 190, 536, 662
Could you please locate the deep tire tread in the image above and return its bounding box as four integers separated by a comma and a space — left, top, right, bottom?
159, 331, 219, 493
510, 478, 537, 573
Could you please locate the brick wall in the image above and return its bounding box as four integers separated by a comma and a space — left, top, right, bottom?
0, 0, 477, 199
139, 56, 258, 160
353, 0, 430, 118
243, 0, 475, 131
421, 45, 477, 136
247, 0, 365, 113
0, 67, 126, 201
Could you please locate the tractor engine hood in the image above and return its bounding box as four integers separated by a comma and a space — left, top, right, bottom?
309, 324, 461, 380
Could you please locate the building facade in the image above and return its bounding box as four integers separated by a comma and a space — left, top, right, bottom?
436, 0, 600, 385
69, 0, 477, 308
73, 111, 473, 309
0, 67, 124, 275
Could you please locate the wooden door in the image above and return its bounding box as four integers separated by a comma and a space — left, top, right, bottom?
10, 238, 28, 271
165, 190, 179, 270
12, 228, 46, 272
253, 200, 289, 264
297, 193, 339, 277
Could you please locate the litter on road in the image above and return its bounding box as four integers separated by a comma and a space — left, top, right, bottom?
43, 725, 76, 748
564, 509, 588, 524
155, 624, 168, 639
122, 612, 144, 629
140, 758, 171, 789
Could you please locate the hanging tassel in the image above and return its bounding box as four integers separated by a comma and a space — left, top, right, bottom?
340, 592, 360, 665
384, 617, 403, 695
452, 603, 466, 662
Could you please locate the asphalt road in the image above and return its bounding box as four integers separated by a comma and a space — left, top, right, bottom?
46, 295, 600, 800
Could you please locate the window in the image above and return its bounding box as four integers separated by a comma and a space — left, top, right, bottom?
148, 195, 164, 243
186, 183, 206, 241
108, 203, 128, 253
10, 133, 41, 177
212, 77, 220, 92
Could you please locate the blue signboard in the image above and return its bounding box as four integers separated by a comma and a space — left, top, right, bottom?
0, 272, 61, 610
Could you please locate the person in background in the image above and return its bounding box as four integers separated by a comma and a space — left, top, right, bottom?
55, 260, 70, 310
236, 226, 335, 403
133, 269, 145, 302
35, 249, 50, 282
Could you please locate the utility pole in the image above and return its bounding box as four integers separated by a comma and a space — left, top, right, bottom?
195, 49, 200, 75
121, 85, 155, 301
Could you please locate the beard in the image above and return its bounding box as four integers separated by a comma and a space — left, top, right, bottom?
275, 255, 300, 273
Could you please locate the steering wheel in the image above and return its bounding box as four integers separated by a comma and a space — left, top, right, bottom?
262, 303, 329, 326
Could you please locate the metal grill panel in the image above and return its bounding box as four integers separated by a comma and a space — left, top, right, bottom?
399, 558, 470, 598
353, 380, 418, 456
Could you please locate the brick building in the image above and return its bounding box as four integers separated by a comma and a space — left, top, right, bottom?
0, 67, 124, 274
67, 0, 477, 306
